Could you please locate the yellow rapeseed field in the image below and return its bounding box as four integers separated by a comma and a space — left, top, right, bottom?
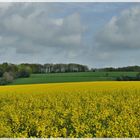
0, 82, 140, 137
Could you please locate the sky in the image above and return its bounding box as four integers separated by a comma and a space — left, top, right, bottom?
0, 2, 140, 68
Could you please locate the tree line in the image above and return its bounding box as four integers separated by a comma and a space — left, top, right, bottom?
94, 66, 140, 72
0, 63, 89, 85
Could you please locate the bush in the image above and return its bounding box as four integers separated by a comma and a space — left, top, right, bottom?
0, 78, 7, 85
0, 72, 14, 85
0, 68, 4, 77
116, 75, 140, 81
17, 67, 31, 78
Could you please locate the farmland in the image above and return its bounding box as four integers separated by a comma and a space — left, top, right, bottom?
0, 82, 140, 137
11, 71, 139, 85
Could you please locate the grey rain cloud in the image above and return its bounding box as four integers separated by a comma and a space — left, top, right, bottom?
0, 3, 84, 55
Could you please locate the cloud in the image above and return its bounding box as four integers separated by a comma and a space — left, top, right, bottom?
0, 3, 84, 55
95, 6, 140, 52
0, 3, 139, 67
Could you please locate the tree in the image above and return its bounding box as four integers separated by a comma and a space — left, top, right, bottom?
17, 66, 31, 78
0, 72, 15, 85
3, 72, 14, 82
0, 67, 4, 77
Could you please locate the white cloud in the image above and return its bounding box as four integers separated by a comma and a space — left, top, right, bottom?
95, 6, 140, 51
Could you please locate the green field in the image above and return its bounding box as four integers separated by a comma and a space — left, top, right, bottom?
11, 71, 139, 85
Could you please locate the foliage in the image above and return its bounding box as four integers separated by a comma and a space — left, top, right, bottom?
97, 65, 140, 72
116, 72, 140, 81
17, 65, 31, 78
0, 72, 15, 85
0, 67, 4, 77
0, 63, 31, 85
0, 82, 140, 137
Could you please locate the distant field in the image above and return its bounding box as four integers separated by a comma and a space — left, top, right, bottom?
11, 71, 139, 85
